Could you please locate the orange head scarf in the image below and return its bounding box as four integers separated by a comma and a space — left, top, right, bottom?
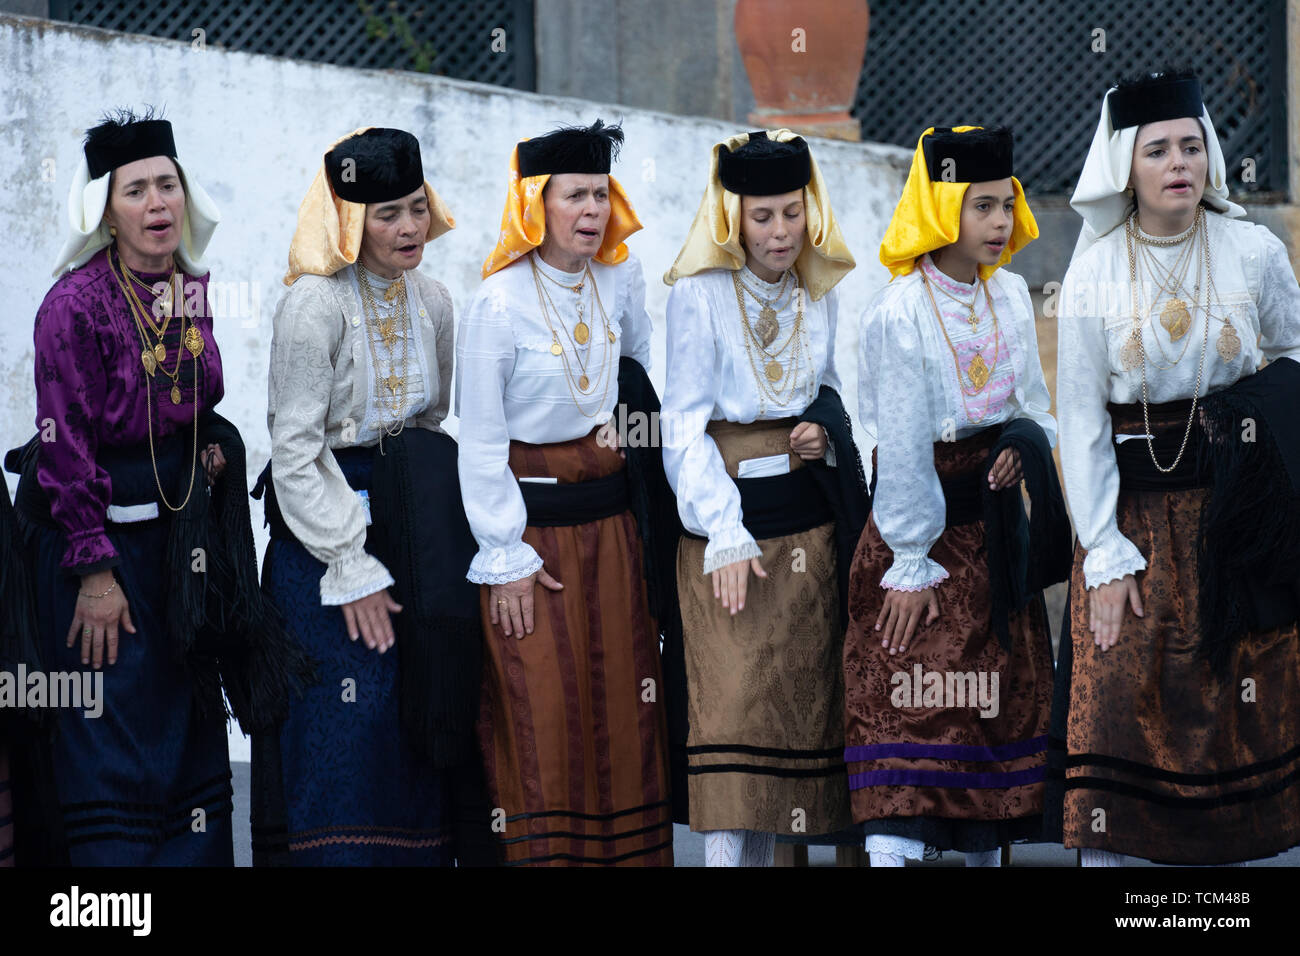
481, 126, 642, 280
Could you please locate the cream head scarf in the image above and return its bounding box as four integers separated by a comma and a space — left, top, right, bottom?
878, 126, 1037, 280
285, 126, 455, 285
664, 129, 855, 302
52, 115, 220, 277
1070, 70, 1243, 260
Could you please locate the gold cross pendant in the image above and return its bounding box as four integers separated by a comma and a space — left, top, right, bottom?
966, 307, 979, 332
378, 319, 398, 349
382, 371, 403, 395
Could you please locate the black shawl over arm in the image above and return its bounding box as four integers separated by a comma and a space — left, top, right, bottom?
982, 417, 1073, 650
797, 385, 872, 625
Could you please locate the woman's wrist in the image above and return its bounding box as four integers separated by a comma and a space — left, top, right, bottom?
78, 570, 117, 598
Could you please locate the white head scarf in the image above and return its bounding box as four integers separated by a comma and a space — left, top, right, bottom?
52, 150, 221, 277
1069, 87, 1244, 261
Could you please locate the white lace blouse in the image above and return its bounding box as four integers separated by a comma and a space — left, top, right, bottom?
861, 255, 1056, 591
267, 263, 452, 605
1057, 211, 1300, 589
661, 265, 840, 575
455, 250, 653, 585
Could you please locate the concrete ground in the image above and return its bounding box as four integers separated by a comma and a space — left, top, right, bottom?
228, 761, 1300, 867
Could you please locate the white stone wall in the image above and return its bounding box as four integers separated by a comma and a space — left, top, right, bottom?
0, 14, 909, 759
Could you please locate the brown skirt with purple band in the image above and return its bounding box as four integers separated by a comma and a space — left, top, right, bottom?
476, 429, 673, 866
1056, 401, 1300, 864
842, 428, 1053, 850
677, 417, 851, 835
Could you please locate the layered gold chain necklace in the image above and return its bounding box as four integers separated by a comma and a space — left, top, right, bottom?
356, 262, 411, 437
531, 256, 615, 416
109, 246, 200, 511
736, 267, 796, 347
732, 268, 807, 409
920, 269, 1005, 424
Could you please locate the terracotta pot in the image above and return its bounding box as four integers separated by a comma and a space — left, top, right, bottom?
734, 0, 870, 141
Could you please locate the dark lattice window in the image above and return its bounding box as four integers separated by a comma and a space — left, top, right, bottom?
852, 0, 1288, 198
51, 0, 536, 90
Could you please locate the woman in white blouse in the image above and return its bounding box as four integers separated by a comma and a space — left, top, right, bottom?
843, 126, 1060, 867
254, 128, 483, 866
1053, 70, 1300, 865
456, 121, 673, 866
661, 130, 863, 867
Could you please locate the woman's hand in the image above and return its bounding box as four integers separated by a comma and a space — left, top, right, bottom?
875, 586, 940, 656
490, 566, 564, 639
202, 442, 226, 486
67, 570, 136, 668
789, 422, 828, 460
1088, 574, 1143, 651
342, 589, 403, 653
711, 557, 768, 615
987, 447, 1022, 491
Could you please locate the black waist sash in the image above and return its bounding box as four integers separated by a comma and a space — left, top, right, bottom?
684, 466, 833, 542
518, 470, 631, 527
1109, 399, 1208, 491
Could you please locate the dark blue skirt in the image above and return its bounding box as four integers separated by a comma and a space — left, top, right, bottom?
254, 450, 451, 866
24, 515, 234, 865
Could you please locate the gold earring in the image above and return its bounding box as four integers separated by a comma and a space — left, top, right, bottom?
109, 225, 117, 237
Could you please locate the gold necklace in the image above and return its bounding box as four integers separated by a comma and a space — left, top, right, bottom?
535, 260, 594, 345
530, 258, 614, 415
920, 271, 1005, 424
1125, 210, 1213, 473
121, 259, 178, 339
737, 268, 795, 347
924, 260, 984, 332
357, 263, 411, 435
732, 269, 807, 408
1132, 209, 1201, 359
109, 247, 199, 511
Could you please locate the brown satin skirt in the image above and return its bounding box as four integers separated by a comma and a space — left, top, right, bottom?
476, 429, 673, 866
1058, 402, 1300, 864
842, 428, 1053, 848
677, 417, 850, 835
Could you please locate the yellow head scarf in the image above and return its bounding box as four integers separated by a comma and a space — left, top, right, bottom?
663, 129, 854, 302
879, 126, 1038, 280
480, 143, 642, 280
284, 127, 455, 285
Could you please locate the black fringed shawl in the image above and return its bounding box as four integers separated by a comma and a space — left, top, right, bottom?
797, 385, 872, 624
6, 413, 317, 734
1194, 357, 1300, 670
983, 418, 1073, 649
617, 356, 691, 824
0, 478, 44, 727
367, 427, 482, 769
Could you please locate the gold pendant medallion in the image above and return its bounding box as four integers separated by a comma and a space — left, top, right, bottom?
1120, 329, 1144, 371
1217, 323, 1241, 362
756, 307, 779, 347
574, 321, 590, 346
141, 349, 157, 376
170, 385, 181, 405
184, 325, 204, 358
607, 330, 616, 343
550, 341, 563, 356
154, 342, 167, 363
967, 352, 990, 391
578, 374, 590, 391
383, 279, 404, 303
1160, 299, 1191, 341
765, 360, 783, 382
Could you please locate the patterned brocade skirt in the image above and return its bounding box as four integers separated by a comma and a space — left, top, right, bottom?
1049, 403, 1300, 864
477, 430, 673, 866
677, 417, 851, 836
842, 429, 1054, 852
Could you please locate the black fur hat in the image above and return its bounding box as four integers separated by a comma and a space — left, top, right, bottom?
517, 119, 624, 177
325, 128, 425, 204
84, 106, 177, 180
921, 127, 1014, 184
1107, 68, 1202, 130
718, 131, 812, 196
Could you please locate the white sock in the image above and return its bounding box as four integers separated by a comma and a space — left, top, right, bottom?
869, 851, 905, 867
704, 829, 774, 867
1081, 848, 1126, 867
865, 833, 925, 862
965, 848, 1002, 867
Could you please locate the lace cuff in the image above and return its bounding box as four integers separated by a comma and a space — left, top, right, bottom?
1082, 525, 1148, 590
701, 525, 762, 575
61, 526, 120, 573
320, 549, 395, 606
467, 541, 544, 585
881, 552, 949, 592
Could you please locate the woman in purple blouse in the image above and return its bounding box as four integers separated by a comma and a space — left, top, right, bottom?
5, 110, 311, 865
